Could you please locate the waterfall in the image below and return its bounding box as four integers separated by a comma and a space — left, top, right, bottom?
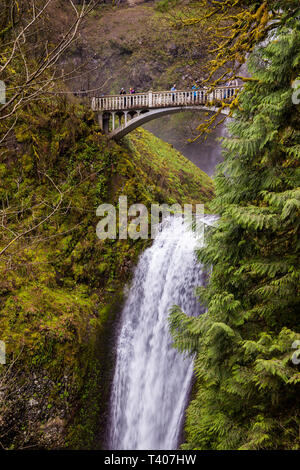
108, 216, 213, 450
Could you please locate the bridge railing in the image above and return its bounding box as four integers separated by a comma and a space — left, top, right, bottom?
91, 86, 242, 112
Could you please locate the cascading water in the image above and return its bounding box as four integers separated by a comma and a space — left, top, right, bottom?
108, 216, 214, 450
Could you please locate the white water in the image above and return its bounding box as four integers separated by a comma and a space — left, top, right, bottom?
109, 217, 212, 450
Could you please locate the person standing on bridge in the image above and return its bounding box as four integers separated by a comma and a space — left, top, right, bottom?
129, 87, 135, 105
120, 87, 126, 106
227, 77, 239, 97
192, 83, 198, 102
171, 84, 176, 102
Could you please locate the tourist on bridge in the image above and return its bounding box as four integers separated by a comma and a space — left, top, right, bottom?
171, 84, 176, 102
224, 76, 238, 99
129, 87, 135, 105
120, 87, 127, 106
227, 77, 239, 97
192, 83, 199, 101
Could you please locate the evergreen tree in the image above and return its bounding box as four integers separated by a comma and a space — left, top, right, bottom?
170, 16, 300, 450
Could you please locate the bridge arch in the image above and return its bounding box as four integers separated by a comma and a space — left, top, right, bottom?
107, 106, 229, 141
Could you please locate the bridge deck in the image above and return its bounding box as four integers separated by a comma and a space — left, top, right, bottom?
92, 86, 242, 112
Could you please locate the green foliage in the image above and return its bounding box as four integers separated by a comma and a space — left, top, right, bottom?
126, 128, 214, 205
0, 93, 213, 448
155, 0, 179, 13
170, 18, 300, 450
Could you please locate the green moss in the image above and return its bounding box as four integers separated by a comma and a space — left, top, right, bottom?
125, 128, 214, 204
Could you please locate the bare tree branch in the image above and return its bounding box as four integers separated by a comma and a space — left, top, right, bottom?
0, 0, 101, 121
0, 172, 63, 256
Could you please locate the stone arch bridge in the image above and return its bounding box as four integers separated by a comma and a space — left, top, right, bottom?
91, 86, 242, 141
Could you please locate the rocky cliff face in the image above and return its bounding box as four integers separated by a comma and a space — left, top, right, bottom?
60, 1, 211, 95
